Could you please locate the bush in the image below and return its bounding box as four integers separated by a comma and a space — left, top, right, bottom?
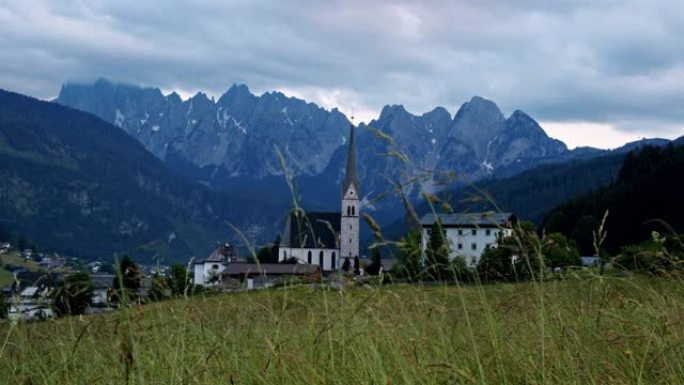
394, 229, 422, 282
53, 271, 94, 316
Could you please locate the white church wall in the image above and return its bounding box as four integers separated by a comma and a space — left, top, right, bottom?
279, 247, 340, 271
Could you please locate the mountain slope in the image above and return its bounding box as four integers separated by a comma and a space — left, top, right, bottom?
0, 89, 284, 262
542, 143, 684, 255
376, 151, 628, 247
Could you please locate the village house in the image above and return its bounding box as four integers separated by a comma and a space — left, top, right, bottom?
277, 124, 360, 274
192, 243, 241, 286
8, 285, 54, 322
89, 274, 116, 309
420, 212, 517, 267
21, 249, 32, 260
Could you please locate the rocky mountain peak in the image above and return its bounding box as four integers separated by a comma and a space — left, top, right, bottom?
166, 91, 182, 104
190, 92, 212, 105
505, 110, 547, 136
378, 104, 410, 121
450, 96, 506, 159
458, 96, 505, 121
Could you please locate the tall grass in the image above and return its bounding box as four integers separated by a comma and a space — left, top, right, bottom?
1, 276, 683, 384
3, 123, 683, 385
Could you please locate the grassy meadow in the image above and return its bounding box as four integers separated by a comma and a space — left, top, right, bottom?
1, 275, 683, 384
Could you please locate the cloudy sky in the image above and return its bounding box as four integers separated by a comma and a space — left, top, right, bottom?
1, 0, 683, 149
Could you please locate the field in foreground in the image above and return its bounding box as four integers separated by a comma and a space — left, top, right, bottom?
1, 276, 683, 384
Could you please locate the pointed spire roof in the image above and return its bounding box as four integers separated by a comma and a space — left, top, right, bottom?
343, 123, 360, 194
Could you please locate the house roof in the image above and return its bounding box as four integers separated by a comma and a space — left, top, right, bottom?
199, 243, 239, 263
20, 286, 40, 297
281, 210, 340, 249
90, 274, 116, 289
221, 263, 320, 276
420, 212, 516, 228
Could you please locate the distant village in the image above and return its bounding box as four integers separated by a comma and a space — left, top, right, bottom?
0, 125, 601, 323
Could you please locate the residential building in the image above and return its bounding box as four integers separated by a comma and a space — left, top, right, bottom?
193, 243, 240, 286
420, 212, 517, 267
8, 285, 54, 322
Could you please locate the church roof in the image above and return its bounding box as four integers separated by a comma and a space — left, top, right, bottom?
420, 212, 517, 228
342, 124, 360, 194
221, 263, 320, 277
281, 210, 341, 249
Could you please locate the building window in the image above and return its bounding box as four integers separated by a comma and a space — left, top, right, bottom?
347, 206, 351, 216
457, 243, 463, 250
349, 224, 352, 230
283, 250, 287, 260
331, 252, 336, 269
471, 243, 477, 250
319, 251, 324, 268
349, 238, 352, 244
211, 264, 219, 270
486, 229, 491, 236
307, 251, 312, 264
458, 229, 463, 235
352, 206, 355, 216
471, 229, 477, 236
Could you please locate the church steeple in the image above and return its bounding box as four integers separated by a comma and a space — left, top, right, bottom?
342, 123, 359, 194
340, 122, 360, 267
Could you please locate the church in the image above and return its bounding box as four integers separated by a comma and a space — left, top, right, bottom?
277, 124, 360, 273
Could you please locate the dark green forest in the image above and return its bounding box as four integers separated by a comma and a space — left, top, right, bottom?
542, 144, 684, 255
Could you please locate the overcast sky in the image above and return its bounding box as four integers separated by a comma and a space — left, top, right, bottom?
1, 0, 683, 149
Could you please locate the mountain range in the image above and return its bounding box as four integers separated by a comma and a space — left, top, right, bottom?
54, 80, 577, 231
55, 80, 569, 191
0, 79, 678, 261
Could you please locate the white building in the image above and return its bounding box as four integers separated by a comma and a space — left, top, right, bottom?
193, 243, 240, 286
420, 212, 517, 267
8, 286, 55, 322
278, 124, 360, 274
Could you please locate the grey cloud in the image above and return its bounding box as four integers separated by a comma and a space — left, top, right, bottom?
0, 0, 683, 137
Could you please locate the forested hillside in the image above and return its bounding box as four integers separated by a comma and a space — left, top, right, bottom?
376, 152, 625, 246
542, 144, 684, 254
0, 89, 283, 262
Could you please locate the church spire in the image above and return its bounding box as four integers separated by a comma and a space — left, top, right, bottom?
343, 123, 359, 194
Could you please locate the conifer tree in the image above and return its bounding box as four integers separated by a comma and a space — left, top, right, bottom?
427, 220, 450, 280
366, 248, 383, 275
